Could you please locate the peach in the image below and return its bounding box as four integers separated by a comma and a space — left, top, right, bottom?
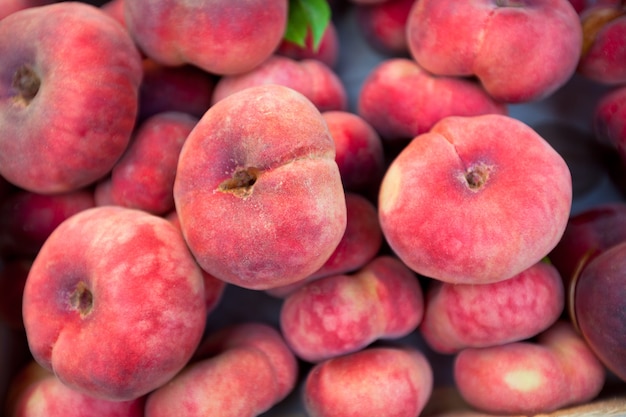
357, 58, 507, 142
100, 0, 125, 27
419, 261, 565, 354
276, 21, 340, 68
0, 2, 142, 194
406, 0, 583, 103
137, 59, 215, 122
5, 361, 146, 417
174, 84, 347, 290
593, 84, 626, 162
578, 5, 626, 85
267, 192, 384, 297
0, 188, 96, 257
280, 255, 424, 362
454, 321, 606, 415
22, 206, 208, 401
322, 110, 386, 194
98, 111, 198, 215
303, 346, 433, 417
378, 114, 572, 284
573, 240, 626, 381
355, 0, 416, 56
144, 322, 298, 417
211, 55, 348, 112
123, 0, 288, 75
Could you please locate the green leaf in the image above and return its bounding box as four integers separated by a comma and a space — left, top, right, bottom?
284, 0, 331, 52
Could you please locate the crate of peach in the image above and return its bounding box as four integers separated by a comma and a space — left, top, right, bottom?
0, 0, 625, 416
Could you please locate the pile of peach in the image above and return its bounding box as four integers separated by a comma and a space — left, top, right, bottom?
0, 0, 625, 416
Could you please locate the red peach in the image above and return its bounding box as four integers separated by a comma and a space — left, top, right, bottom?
578, 5, 626, 85
0, 188, 96, 257
454, 321, 606, 415
267, 192, 384, 297
174, 84, 347, 290
124, 0, 288, 75
280, 256, 424, 362
145, 322, 298, 417
322, 110, 386, 194
593, 84, 626, 161
103, 111, 198, 215
276, 21, 340, 68
303, 346, 433, 417
211, 55, 348, 112
406, 0, 583, 103
22, 206, 208, 401
0, 0, 57, 20
6, 361, 145, 417
357, 58, 507, 142
378, 114, 572, 284
355, 0, 416, 56
100, 0, 125, 27
138, 59, 215, 122
0, 2, 143, 194
420, 261, 565, 354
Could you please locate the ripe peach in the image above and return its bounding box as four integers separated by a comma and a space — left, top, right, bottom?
0, 0, 56, 20
578, 5, 626, 84
145, 322, 297, 417
303, 346, 433, 417
594, 84, 626, 162
0, 2, 142, 194
174, 84, 347, 290
454, 321, 606, 415
0, 188, 95, 257
355, 0, 416, 56
124, 0, 288, 75
322, 110, 386, 193
6, 361, 146, 417
406, 0, 583, 103
211, 55, 348, 112
280, 256, 424, 362
357, 58, 507, 142
573, 240, 626, 381
420, 261, 565, 354
100, 111, 198, 215
378, 114, 572, 284
22, 206, 208, 401
267, 192, 383, 297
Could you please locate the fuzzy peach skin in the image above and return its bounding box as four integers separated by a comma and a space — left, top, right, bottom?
454, 320, 606, 415
378, 114, 572, 284
22, 206, 208, 401
174, 84, 347, 290
578, 5, 626, 84
322, 111, 386, 194
0, 188, 95, 257
355, 0, 416, 56
123, 0, 287, 76
6, 361, 146, 417
102, 111, 198, 215
267, 192, 384, 298
145, 322, 297, 417
276, 21, 340, 69
137, 59, 214, 122
593, 85, 626, 162
357, 58, 507, 142
0, 2, 142, 194
406, 0, 583, 103
101, 0, 125, 28
211, 55, 348, 112
420, 261, 564, 354
574, 241, 626, 381
280, 255, 424, 363
303, 346, 433, 417
0, 0, 56, 19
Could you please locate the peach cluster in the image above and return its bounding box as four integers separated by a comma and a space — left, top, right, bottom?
1, 0, 624, 416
